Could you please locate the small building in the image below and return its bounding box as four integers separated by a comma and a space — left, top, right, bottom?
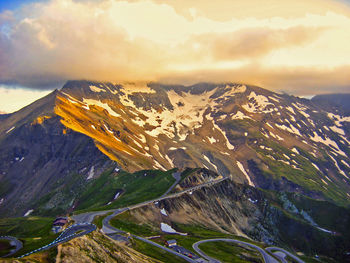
166, 239, 177, 247
53, 217, 68, 226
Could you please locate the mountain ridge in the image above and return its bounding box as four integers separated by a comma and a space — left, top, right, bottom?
0, 80, 349, 218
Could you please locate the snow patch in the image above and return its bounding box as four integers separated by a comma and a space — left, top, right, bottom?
165, 155, 174, 167
231, 111, 252, 120
278, 160, 290, 165
160, 208, 168, 216
236, 161, 254, 186
329, 126, 345, 135
260, 145, 272, 151
203, 155, 218, 172
138, 134, 147, 144
6, 126, 15, 134
292, 148, 299, 154
275, 123, 301, 136
309, 132, 346, 157
286, 106, 295, 114
206, 114, 235, 150
160, 223, 177, 234
312, 163, 321, 172
103, 124, 114, 134
283, 154, 290, 160
154, 160, 166, 171
24, 209, 34, 217
269, 131, 284, 141
268, 96, 279, 102
87, 166, 95, 180
341, 160, 350, 168
207, 136, 216, 144
266, 123, 274, 129
299, 110, 310, 118
89, 85, 106, 92
113, 191, 121, 200
248, 198, 258, 204
317, 227, 334, 234
328, 154, 349, 179
328, 113, 350, 126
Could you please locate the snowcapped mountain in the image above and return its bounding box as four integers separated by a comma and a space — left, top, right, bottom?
0, 80, 349, 216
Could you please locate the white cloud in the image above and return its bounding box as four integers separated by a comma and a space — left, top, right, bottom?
0, 86, 51, 113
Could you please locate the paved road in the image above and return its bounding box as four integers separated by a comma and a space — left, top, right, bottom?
72, 210, 114, 224
269, 251, 287, 263
128, 176, 228, 210
0, 236, 23, 258
193, 239, 279, 263
102, 208, 128, 234
132, 235, 197, 263
160, 172, 182, 197
71, 177, 230, 262
17, 223, 96, 259
266, 247, 305, 263
73, 177, 229, 226
70, 176, 305, 263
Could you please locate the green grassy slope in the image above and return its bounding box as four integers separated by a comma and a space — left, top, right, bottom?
0, 216, 57, 258
75, 168, 177, 212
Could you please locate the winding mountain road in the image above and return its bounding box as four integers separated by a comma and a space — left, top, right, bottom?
0, 236, 23, 258
73, 176, 229, 225
72, 177, 229, 262
193, 238, 279, 263
266, 247, 305, 263
160, 171, 182, 197
17, 223, 96, 259
72, 177, 303, 263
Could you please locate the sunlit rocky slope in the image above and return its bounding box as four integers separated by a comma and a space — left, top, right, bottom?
0, 81, 349, 217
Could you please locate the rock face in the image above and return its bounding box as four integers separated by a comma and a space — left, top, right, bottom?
54, 81, 350, 205
0, 80, 349, 217
0, 91, 111, 217
56, 231, 159, 263
312, 93, 350, 115
124, 178, 350, 262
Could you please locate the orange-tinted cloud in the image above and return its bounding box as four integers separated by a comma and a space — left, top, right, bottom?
0, 0, 349, 95
186, 26, 326, 61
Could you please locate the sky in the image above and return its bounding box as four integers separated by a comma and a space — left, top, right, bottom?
1, 0, 350, 112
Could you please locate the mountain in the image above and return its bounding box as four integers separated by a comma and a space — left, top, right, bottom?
0, 90, 111, 217
0, 81, 350, 218
312, 93, 350, 115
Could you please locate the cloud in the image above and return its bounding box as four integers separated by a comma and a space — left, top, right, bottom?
157, 64, 350, 95
187, 26, 326, 61
131, 0, 350, 20
0, 86, 51, 113
0, 0, 350, 95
